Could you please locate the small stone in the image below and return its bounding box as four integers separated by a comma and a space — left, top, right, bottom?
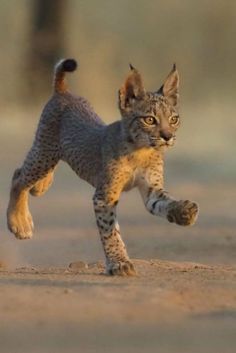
69, 261, 88, 270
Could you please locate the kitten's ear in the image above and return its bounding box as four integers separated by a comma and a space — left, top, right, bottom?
157, 64, 179, 106
119, 65, 145, 110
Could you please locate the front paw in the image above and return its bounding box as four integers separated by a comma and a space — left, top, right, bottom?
106, 260, 137, 276
167, 200, 199, 226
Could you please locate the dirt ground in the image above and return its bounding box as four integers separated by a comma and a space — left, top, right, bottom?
1, 173, 236, 353
0, 124, 236, 353
0, 259, 236, 353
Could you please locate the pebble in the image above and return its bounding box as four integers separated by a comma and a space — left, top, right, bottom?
69, 261, 88, 270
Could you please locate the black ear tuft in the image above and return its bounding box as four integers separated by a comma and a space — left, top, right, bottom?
129, 63, 136, 71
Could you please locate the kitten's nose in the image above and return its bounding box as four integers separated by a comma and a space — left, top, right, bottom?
160, 130, 173, 141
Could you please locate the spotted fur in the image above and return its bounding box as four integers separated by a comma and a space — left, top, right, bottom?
7, 59, 199, 276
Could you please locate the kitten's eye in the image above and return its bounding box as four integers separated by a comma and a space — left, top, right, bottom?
169, 115, 179, 125
143, 116, 156, 125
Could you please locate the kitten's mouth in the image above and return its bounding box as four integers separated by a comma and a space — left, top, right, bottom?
150, 137, 175, 148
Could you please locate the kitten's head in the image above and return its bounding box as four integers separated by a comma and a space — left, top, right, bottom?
119, 64, 180, 150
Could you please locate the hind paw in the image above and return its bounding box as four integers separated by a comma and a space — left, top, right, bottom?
7, 209, 34, 239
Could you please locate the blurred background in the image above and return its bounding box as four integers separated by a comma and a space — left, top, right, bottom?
0, 0, 235, 268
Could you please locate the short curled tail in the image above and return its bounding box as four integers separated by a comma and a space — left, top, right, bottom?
54, 58, 78, 93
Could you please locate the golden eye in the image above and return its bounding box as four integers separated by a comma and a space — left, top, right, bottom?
169, 115, 179, 125
143, 116, 156, 125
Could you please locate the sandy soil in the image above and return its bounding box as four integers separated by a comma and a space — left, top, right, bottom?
0, 259, 236, 353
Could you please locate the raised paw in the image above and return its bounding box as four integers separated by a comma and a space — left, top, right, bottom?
30, 173, 53, 197
167, 200, 199, 226
106, 260, 137, 276
7, 208, 34, 239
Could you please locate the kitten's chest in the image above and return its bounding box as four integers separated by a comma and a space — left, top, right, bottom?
123, 148, 163, 191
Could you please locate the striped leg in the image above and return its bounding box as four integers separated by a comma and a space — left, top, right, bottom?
93, 193, 136, 276
142, 188, 199, 226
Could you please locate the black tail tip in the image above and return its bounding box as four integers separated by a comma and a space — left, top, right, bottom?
62, 59, 78, 72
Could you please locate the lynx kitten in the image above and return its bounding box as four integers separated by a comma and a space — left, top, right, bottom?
7, 59, 199, 275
